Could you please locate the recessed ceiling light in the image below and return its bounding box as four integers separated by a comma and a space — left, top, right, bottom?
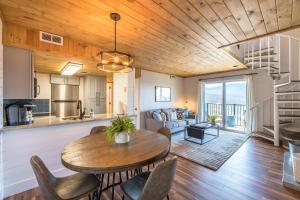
61, 62, 83, 75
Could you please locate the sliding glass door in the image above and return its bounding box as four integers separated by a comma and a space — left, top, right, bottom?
202, 79, 247, 133
225, 81, 247, 132
203, 82, 224, 126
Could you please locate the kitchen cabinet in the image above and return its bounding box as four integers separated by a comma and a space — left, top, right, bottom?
66, 76, 80, 85
84, 76, 106, 114
3, 46, 34, 99
50, 74, 65, 84
50, 74, 80, 85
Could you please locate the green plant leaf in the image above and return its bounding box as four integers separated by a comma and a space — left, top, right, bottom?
105, 115, 136, 142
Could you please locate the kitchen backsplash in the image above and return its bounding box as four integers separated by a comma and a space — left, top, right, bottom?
3, 99, 50, 118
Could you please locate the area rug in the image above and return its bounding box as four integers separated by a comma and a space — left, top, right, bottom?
170, 130, 249, 170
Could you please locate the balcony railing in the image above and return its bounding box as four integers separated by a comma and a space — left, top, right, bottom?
205, 103, 246, 127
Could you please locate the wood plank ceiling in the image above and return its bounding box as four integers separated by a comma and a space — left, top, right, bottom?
0, 0, 299, 77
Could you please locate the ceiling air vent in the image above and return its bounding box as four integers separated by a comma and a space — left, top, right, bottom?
39, 31, 63, 46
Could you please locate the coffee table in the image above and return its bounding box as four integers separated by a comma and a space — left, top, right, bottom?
184, 122, 220, 145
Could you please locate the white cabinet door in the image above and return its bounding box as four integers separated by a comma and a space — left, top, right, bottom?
50, 74, 66, 84
84, 76, 106, 114
3, 46, 33, 99
66, 76, 80, 85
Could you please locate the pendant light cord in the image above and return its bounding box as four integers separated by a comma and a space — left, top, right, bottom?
114, 20, 117, 51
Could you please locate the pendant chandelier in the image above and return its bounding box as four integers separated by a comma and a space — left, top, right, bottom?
97, 13, 133, 73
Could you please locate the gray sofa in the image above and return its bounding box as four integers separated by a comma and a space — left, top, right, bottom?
144, 108, 196, 134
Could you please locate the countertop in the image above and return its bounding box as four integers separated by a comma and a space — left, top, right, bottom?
2, 114, 136, 131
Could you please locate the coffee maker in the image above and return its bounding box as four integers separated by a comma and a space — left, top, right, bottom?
5, 102, 35, 126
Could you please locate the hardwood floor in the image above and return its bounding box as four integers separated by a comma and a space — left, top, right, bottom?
5, 137, 300, 200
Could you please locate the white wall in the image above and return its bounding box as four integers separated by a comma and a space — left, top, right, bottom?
1, 119, 115, 198
113, 71, 134, 115
139, 70, 185, 128
0, 17, 4, 200
140, 70, 185, 111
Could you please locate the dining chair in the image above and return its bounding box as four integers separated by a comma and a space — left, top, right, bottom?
30, 155, 100, 200
121, 156, 177, 200
90, 125, 106, 135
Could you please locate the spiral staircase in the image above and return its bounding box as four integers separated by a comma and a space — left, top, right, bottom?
242, 34, 300, 191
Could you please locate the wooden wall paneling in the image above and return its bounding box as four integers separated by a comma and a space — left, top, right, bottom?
205, 0, 247, 41
240, 0, 267, 35
292, 0, 300, 25
4, 23, 203, 76
257, 0, 279, 32
6, 23, 191, 76
135, 0, 237, 66
0, 0, 255, 76
188, 0, 238, 44
145, 0, 240, 65
24, 0, 241, 67
151, 0, 221, 48
1, 1, 204, 71
34, 1, 237, 74
224, 0, 257, 38
276, 0, 292, 29
171, 0, 230, 45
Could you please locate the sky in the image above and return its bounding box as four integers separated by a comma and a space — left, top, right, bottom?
204, 81, 247, 105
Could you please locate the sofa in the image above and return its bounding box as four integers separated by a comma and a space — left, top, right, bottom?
144, 108, 197, 134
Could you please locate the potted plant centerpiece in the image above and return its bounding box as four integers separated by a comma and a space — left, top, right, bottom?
106, 115, 136, 144
208, 115, 217, 125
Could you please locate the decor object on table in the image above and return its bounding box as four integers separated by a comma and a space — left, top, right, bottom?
208, 115, 217, 125
97, 13, 133, 73
155, 86, 171, 102
105, 115, 135, 143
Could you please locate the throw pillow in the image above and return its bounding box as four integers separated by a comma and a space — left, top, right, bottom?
160, 112, 167, 121
152, 111, 163, 121
177, 110, 184, 120
170, 111, 178, 121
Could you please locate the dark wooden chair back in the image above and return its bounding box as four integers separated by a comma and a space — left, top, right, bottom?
140, 157, 177, 200
30, 155, 61, 200
90, 126, 106, 135
157, 127, 171, 141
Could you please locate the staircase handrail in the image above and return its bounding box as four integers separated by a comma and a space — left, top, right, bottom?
250, 96, 273, 110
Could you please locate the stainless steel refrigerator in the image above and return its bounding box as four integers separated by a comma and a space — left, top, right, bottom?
51, 84, 79, 117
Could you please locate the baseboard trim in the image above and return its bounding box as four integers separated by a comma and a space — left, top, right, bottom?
3, 167, 74, 198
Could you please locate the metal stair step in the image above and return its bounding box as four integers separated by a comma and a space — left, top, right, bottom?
277, 100, 300, 103
252, 132, 274, 142
276, 91, 300, 95
263, 126, 274, 134
252, 66, 279, 70
244, 47, 274, 56
280, 120, 293, 124
244, 54, 277, 60
270, 72, 290, 75
279, 107, 300, 111
279, 115, 300, 118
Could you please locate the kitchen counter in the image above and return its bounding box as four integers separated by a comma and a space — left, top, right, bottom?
2, 114, 136, 131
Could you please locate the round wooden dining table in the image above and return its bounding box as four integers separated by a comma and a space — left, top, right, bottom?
61, 129, 170, 174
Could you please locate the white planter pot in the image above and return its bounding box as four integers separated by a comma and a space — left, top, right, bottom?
115, 132, 130, 144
